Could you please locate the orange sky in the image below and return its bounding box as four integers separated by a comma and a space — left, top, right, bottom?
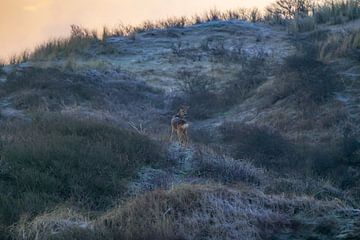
0, 0, 271, 58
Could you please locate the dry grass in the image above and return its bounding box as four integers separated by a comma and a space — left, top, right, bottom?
13, 183, 357, 240
96, 184, 287, 240
313, 0, 360, 24
319, 29, 360, 61
193, 146, 267, 185
265, 0, 360, 26
11, 207, 91, 240
288, 15, 316, 32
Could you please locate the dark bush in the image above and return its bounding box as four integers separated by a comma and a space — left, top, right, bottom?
175, 52, 268, 120
193, 147, 265, 185
0, 114, 164, 229
224, 51, 267, 103
175, 69, 221, 119
273, 47, 341, 107
220, 122, 297, 169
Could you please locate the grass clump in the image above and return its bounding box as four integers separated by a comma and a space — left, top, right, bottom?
313, 0, 360, 24
193, 147, 266, 185
220, 122, 297, 170
0, 114, 164, 235
31, 25, 99, 61
319, 29, 360, 61
265, 0, 360, 28
11, 207, 91, 240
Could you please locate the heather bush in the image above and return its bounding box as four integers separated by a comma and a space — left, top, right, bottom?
174, 69, 220, 119
0, 114, 165, 236
193, 147, 266, 185
220, 122, 297, 169
272, 46, 341, 108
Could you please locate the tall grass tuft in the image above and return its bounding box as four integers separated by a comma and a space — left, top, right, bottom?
30, 25, 99, 61
319, 29, 360, 60
314, 0, 360, 24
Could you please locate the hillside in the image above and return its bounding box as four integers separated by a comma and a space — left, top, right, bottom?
1, 3, 360, 240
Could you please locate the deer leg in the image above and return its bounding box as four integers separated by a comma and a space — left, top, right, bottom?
184, 129, 188, 147
177, 130, 183, 146
170, 126, 174, 141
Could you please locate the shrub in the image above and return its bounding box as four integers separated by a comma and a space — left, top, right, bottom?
266, 0, 314, 20
174, 50, 269, 119
0, 114, 164, 230
224, 49, 268, 103
273, 47, 341, 108
2, 67, 162, 111
193, 147, 266, 185
220, 122, 297, 169
175, 69, 220, 119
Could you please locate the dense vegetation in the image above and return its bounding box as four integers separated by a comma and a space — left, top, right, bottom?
0, 114, 165, 238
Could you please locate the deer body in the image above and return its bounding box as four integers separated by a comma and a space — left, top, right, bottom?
170, 107, 189, 147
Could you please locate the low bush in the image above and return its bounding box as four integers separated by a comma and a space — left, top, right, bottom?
272, 47, 341, 108
224, 50, 268, 103
3, 67, 162, 111
174, 69, 220, 119
219, 121, 360, 189
193, 147, 266, 185
0, 114, 164, 234
220, 122, 297, 170
175, 51, 269, 120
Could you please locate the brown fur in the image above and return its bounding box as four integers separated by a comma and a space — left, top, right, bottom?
170, 106, 189, 147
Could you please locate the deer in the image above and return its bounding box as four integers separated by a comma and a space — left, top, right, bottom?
170, 106, 189, 147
